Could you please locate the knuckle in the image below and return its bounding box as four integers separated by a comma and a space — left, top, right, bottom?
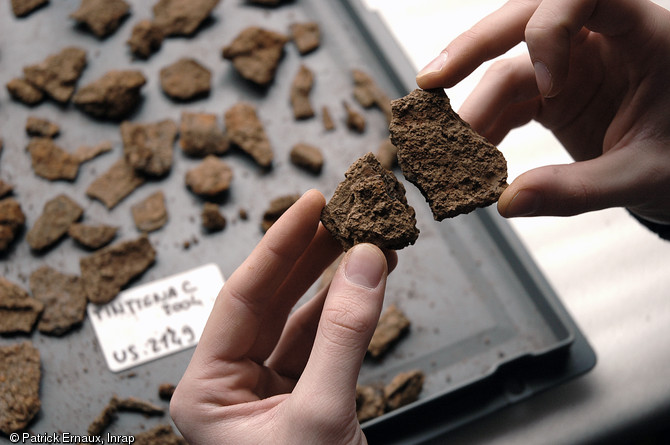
320, 300, 373, 347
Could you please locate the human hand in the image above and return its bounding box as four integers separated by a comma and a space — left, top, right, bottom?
416, 0, 670, 223
170, 189, 397, 444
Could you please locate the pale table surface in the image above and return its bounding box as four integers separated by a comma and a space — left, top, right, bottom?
361, 1, 670, 443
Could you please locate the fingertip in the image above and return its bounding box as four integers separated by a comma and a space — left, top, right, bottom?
416, 52, 449, 89
343, 243, 387, 290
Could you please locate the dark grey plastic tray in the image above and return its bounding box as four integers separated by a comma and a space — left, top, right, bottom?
0, 0, 595, 441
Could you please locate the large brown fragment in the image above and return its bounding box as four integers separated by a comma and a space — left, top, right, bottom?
73, 70, 147, 120
11, 0, 49, 17
134, 424, 187, 445
261, 194, 300, 233
390, 89, 508, 220
384, 369, 425, 412
0, 278, 44, 335
26, 194, 83, 251
343, 101, 365, 133
152, 0, 220, 36
6, 78, 44, 105
290, 65, 315, 120
26, 116, 60, 138
376, 138, 398, 171
160, 58, 211, 101
26, 138, 80, 181
70, 0, 130, 38
29, 266, 87, 336
0, 198, 25, 253
68, 223, 117, 249
80, 236, 156, 304
352, 69, 392, 123
222, 26, 289, 86
367, 303, 410, 359
121, 119, 177, 177
131, 190, 168, 232
321, 153, 419, 251
290, 22, 320, 55
73, 140, 113, 163
201, 202, 226, 232
86, 157, 146, 209
356, 384, 386, 423
185, 155, 233, 197
290, 143, 323, 174
0, 342, 41, 434
23, 47, 87, 103
179, 112, 229, 157
127, 19, 164, 59
224, 102, 273, 168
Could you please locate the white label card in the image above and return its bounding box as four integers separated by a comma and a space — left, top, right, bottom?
88, 263, 225, 372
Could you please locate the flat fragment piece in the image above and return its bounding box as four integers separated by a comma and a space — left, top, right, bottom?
290, 22, 320, 55
201, 202, 226, 232
87, 397, 118, 435
6, 78, 44, 105
80, 236, 156, 304
179, 112, 229, 157
352, 69, 392, 123
26, 194, 83, 251
86, 157, 146, 209
11, 0, 49, 17
0, 198, 26, 253
290, 65, 315, 120
152, 0, 220, 37
160, 58, 211, 101
0, 277, 44, 335
356, 384, 385, 423
23, 47, 87, 103
26, 138, 80, 181
70, 0, 130, 38
290, 143, 323, 174
384, 369, 425, 412
321, 153, 419, 251
29, 266, 87, 336
225, 102, 273, 168
185, 155, 233, 197
68, 223, 117, 249
343, 101, 365, 133
262, 194, 300, 232
73, 70, 146, 120
127, 19, 164, 59
367, 303, 410, 359
0, 342, 41, 434
131, 190, 168, 232
390, 88, 508, 220
73, 140, 113, 163
26, 116, 60, 138
134, 424, 187, 445
222, 26, 289, 86
322, 106, 335, 131
116, 396, 165, 415
121, 119, 177, 177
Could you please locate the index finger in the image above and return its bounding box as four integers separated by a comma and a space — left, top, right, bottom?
195, 189, 326, 364
416, 0, 537, 89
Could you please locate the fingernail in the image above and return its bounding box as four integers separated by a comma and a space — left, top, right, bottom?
344, 244, 385, 289
417, 52, 448, 79
533, 61, 553, 98
504, 189, 541, 217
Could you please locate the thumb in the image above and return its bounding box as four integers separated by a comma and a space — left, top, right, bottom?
498, 149, 643, 218
291, 243, 387, 415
